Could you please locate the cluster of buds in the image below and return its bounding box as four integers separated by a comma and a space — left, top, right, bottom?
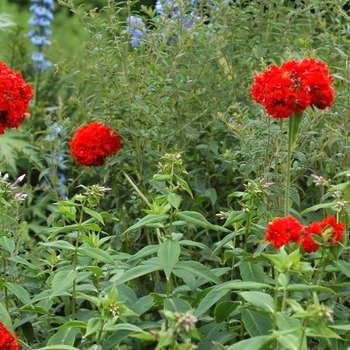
0, 172, 27, 202
306, 302, 334, 324
77, 184, 111, 207
311, 173, 330, 187
172, 311, 198, 335
158, 153, 187, 174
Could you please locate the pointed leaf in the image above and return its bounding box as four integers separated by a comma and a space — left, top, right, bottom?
47, 328, 78, 346
0, 236, 15, 254
239, 261, 265, 283
176, 211, 230, 232
4, 282, 30, 304
289, 113, 303, 151
240, 291, 274, 313
226, 335, 273, 350
78, 247, 118, 266
194, 287, 228, 317
83, 207, 104, 225
241, 308, 273, 336
175, 260, 222, 284
123, 214, 169, 236
158, 239, 181, 280
51, 270, 77, 296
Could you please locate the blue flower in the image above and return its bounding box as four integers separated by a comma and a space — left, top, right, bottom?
127, 16, 146, 47
28, 0, 54, 71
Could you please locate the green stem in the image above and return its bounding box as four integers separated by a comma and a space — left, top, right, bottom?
122, 171, 151, 208
285, 118, 293, 217
71, 202, 85, 320
272, 270, 279, 350
315, 247, 329, 286
3, 250, 8, 311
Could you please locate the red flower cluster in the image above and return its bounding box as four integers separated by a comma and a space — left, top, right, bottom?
0, 61, 33, 134
266, 215, 344, 252
301, 216, 344, 253
0, 322, 20, 350
266, 216, 303, 249
70, 122, 121, 166
251, 58, 334, 119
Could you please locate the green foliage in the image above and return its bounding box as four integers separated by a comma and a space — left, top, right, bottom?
2, 0, 350, 349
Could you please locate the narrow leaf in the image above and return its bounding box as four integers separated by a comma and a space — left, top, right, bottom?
123, 214, 169, 236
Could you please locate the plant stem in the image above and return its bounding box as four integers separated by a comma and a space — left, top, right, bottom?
122, 170, 151, 207
71, 202, 85, 320
285, 118, 293, 217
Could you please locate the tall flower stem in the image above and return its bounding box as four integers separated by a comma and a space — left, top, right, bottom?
285, 113, 303, 216
285, 118, 293, 216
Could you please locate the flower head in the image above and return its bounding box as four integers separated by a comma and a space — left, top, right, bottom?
0, 322, 20, 350
70, 122, 121, 167
301, 215, 344, 253
251, 58, 334, 119
265, 216, 303, 249
0, 61, 34, 134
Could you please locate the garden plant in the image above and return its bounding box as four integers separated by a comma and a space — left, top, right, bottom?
1, 0, 350, 349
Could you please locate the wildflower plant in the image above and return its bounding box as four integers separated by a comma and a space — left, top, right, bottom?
4, 0, 350, 349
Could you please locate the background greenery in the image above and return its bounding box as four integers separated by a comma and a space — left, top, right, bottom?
1, 0, 350, 349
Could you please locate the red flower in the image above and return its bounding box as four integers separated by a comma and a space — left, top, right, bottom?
301, 216, 344, 253
301, 222, 322, 253
319, 215, 344, 244
0, 61, 33, 134
251, 58, 334, 119
265, 216, 303, 249
0, 322, 20, 350
70, 122, 121, 166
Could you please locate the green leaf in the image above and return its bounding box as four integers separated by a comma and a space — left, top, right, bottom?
0, 302, 13, 333
239, 292, 274, 313
47, 328, 78, 346
167, 193, 182, 209
223, 211, 247, 227
57, 321, 87, 330
0, 236, 15, 254
218, 281, 271, 291
175, 260, 222, 284
85, 317, 102, 338
275, 313, 306, 350
51, 270, 77, 296
116, 264, 162, 285
83, 207, 104, 225
194, 287, 228, 317
8, 256, 41, 271
214, 301, 239, 323
286, 284, 336, 294
239, 261, 265, 283
164, 298, 192, 313
226, 335, 273, 350
337, 260, 350, 279
123, 214, 169, 236
127, 245, 159, 262
40, 241, 75, 251
36, 347, 81, 350
301, 202, 335, 214
241, 308, 273, 336
289, 113, 303, 151
158, 239, 181, 280
4, 282, 30, 304
176, 211, 230, 232
78, 247, 118, 266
